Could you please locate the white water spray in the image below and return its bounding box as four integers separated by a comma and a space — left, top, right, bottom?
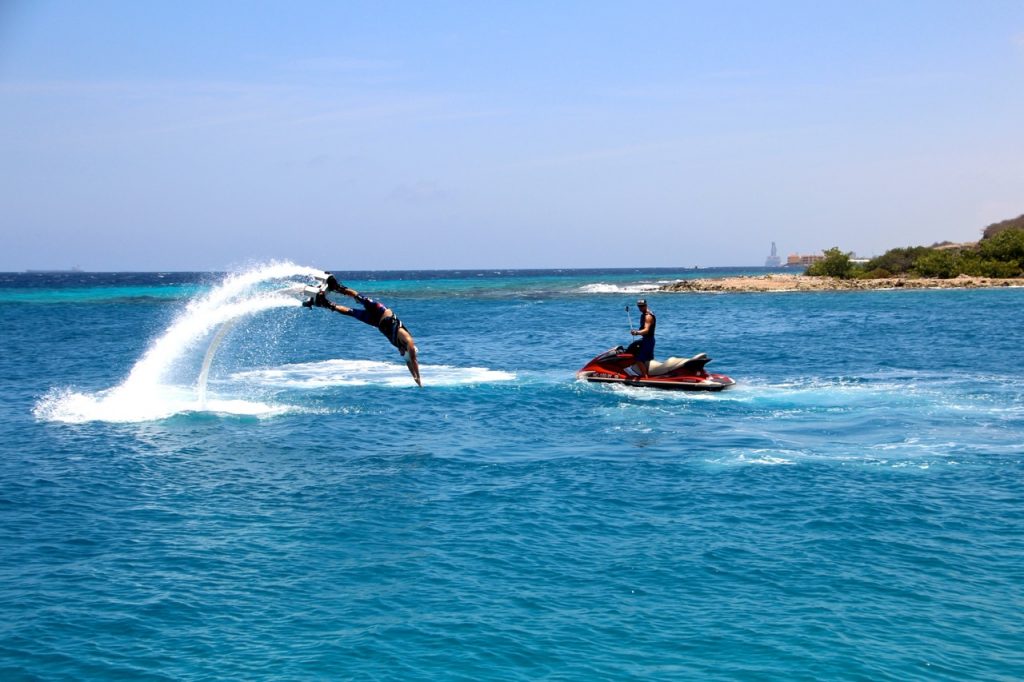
196, 318, 239, 408
35, 262, 323, 423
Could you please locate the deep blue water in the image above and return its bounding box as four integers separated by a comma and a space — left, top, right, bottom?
2, 266, 1022, 680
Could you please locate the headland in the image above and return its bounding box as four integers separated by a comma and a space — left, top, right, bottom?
659, 273, 1023, 293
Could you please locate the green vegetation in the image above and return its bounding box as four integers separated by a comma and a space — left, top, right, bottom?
912, 249, 959, 278
803, 215, 1024, 280
861, 246, 930, 276
805, 247, 855, 279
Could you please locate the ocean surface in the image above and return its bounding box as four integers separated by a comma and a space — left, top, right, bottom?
2, 264, 1022, 680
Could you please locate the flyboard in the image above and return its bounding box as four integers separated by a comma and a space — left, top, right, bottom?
300, 271, 334, 308
274, 271, 334, 306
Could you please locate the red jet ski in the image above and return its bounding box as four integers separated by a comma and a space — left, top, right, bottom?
577, 341, 736, 391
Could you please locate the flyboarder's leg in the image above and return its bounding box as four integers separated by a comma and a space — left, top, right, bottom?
318, 273, 358, 299
314, 290, 358, 316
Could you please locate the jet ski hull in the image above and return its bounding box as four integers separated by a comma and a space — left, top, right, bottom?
579, 372, 736, 391
577, 345, 736, 391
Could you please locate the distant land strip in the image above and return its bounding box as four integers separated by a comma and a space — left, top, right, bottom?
659, 274, 1024, 293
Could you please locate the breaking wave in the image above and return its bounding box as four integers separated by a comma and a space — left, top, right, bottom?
577, 282, 669, 294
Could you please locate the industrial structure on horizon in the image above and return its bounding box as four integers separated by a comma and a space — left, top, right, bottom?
786, 253, 826, 267
768, 243, 876, 269
784, 251, 871, 267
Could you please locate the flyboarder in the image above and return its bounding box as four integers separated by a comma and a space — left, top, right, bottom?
307, 274, 422, 386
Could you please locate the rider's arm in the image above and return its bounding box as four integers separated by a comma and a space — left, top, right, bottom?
635, 313, 653, 336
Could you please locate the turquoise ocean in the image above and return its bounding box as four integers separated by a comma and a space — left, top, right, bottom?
2, 264, 1022, 680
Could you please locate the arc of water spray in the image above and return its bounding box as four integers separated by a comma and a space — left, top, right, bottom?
195, 282, 314, 407
196, 318, 239, 408
195, 278, 318, 408
35, 263, 321, 423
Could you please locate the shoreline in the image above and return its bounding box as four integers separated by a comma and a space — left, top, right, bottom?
658, 274, 1024, 293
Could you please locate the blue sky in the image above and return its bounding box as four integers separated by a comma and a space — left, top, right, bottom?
1, 1, 1022, 270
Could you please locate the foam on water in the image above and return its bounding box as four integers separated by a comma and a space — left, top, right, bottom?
576, 281, 666, 294
584, 370, 1024, 467
32, 385, 296, 423
33, 262, 322, 423
234, 358, 516, 389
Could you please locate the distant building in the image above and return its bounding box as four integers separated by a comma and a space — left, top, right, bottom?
786, 253, 826, 267
764, 242, 782, 267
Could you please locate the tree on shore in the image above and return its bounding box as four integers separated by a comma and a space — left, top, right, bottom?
913, 250, 958, 278
861, 246, 930, 277
979, 227, 1024, 263
805, 247, 855, 279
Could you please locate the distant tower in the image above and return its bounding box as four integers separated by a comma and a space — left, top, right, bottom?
764, 241, 782, 267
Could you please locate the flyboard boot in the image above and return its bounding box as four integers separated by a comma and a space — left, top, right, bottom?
323, 273, 345, 293
301, 272, 341, 308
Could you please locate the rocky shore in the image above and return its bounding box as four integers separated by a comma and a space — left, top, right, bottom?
659, 273, 1023, 293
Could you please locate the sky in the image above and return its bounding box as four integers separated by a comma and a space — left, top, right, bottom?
1, 1, 1023, 270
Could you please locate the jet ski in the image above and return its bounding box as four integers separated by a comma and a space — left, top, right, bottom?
577, 340, 736, 391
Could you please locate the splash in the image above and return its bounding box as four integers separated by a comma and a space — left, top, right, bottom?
32, 385, 295, 423
34, 262, 322, 423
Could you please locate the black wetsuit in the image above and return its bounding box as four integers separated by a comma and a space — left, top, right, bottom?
341, 295, 410, 353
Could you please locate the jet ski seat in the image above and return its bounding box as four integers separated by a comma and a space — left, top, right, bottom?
647, 353, 709, 377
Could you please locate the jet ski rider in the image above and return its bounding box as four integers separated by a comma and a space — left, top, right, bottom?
312, 275, 422, 387
627, 298, 656, 378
